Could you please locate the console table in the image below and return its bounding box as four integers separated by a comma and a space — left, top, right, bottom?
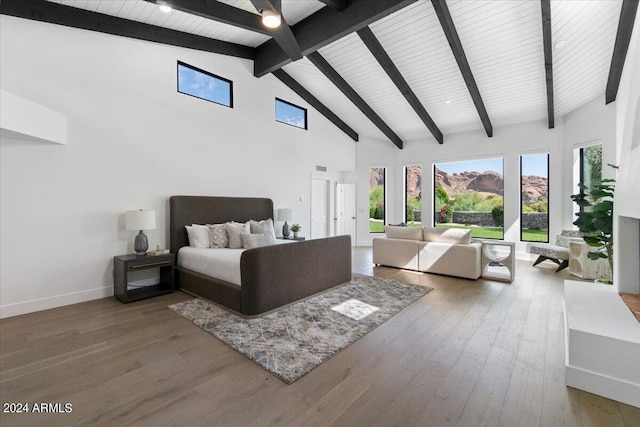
480, 240, 515, 282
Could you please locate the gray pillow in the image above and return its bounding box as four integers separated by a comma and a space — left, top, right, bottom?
241, 233, 276, 249
225, 222, 249, 249
249, 219, 276, 238
206, 223, 229, 248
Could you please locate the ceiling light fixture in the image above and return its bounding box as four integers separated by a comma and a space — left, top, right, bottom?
444, 100, 452, 104
261, 9, 281, 29
159, 4, 172, 13
554, 39, 568, 50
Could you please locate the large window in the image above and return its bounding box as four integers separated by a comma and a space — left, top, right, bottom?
404, 166, 422, 226
177, 61, 233, 107
433, 157, 504, 239
275, 98, 307, 129
369, 167, 386, 233
521, 153, 549, 242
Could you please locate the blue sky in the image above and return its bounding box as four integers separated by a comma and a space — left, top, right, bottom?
436, 154, 548, 178
178, 64, 231, 106
276, 100, 306, 128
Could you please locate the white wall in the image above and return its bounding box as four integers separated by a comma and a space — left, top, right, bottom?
356, 120, 565, 257
0, 16, 355, 317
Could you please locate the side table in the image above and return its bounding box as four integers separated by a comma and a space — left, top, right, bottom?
480, 241, 515, 282
277, 236, 306, 241
114, 253, 175, 303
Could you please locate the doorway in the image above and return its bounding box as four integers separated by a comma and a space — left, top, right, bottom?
336, 183, 356, 246
311, 178, 330, 239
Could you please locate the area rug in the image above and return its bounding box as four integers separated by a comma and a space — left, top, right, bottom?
169, 273, 432, 384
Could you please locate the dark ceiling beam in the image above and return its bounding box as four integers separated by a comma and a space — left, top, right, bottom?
316, 0, 348, 11
357, 26, 444, 144
605, 0, 639, 104
541, 0, 555, 129
254, 0, 418, 77
142, 0, 268, 35
0, 0, 254, 59
249, 0, 303, 60
272, 69, 359, 141
308, 52, 403, 149
431, 0, 493, 137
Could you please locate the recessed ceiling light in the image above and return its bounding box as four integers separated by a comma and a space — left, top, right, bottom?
444, 100, 452, 104
554, 39, 568, 50
159, 4, 172, 13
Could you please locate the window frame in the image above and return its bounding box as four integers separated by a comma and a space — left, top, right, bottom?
369, 167, 386, 233
275, 98, 308, 130
177, 60, 233, 108
404, 165, 422, 225
520, 153, 550, 243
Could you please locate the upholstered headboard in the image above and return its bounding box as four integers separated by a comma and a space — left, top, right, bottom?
169, 196, 274, 254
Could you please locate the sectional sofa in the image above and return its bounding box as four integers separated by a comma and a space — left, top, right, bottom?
373, 226, 482, 279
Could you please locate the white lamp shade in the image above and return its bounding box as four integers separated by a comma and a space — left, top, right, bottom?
277, 208, 293, 222
126, 209, 156, 231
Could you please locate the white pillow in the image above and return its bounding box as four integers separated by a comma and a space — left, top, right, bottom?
206, 223, 229, 248
225, 222, 250, 249
241, 233, 276, 249
249, 219, 276, 239
384, 225, 423, 241
185, 224, 211, 248
422, 227, 472, 244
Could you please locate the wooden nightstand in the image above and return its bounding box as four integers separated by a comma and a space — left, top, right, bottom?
113, 253, 175, 303
277, 236, 306, 241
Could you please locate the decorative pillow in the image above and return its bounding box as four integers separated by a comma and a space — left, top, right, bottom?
249, 219, 276, 239
206, 223, 229, 248
422, 227, 472, 244
241, 233, 276, 249
225, 222, 250, 249
385, 225, 423, 241
185, 224, 211, 248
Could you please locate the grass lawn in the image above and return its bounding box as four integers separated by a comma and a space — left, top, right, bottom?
369, 221, 549, 242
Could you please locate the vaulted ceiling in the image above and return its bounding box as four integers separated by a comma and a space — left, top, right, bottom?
2, 0, 637, 148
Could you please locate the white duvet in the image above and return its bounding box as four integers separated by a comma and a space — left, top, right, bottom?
177, 239, 294, 286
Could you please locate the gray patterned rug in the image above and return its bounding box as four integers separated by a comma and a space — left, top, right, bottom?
169, 273, 432, 384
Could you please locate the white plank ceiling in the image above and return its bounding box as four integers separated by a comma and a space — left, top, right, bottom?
43, 0, 624, 145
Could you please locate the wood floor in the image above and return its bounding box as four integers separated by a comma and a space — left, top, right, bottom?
1, 248, 638, 427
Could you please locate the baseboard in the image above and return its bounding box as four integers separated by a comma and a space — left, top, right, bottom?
0, 286, 113, 319
565, 364, 640, 408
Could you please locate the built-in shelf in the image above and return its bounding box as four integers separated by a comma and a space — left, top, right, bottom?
563, 280, 640, 408
0, 90, 68, 145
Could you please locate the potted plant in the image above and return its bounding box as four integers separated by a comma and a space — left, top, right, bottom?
570, 164, 617, 283
290, 224, 301, 239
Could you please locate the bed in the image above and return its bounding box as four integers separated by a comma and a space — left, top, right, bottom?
169, 195, 352, 316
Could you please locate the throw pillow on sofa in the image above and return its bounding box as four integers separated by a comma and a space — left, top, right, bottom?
422, 227, 472, 244
384, 225, 423, 240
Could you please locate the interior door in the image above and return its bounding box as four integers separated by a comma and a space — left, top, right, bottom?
336, 183, 356, 246
311, 178, 329, 239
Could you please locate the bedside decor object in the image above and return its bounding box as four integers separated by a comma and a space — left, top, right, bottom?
290, 223, 301, 239
278, 208, 293, 239
125, 209, 156, 256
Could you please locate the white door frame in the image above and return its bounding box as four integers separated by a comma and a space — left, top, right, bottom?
311, 176, 331, 239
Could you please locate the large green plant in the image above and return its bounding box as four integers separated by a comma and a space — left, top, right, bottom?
570, 165, 616, 278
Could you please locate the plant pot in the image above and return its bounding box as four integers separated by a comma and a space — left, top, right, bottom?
293, 232, 299, 239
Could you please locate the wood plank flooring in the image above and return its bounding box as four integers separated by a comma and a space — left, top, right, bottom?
1, 248, 638, 426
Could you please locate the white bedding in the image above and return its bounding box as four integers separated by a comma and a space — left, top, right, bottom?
177, 239, 294, 286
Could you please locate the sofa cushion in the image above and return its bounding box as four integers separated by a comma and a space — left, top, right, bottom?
422, 227, 472, 244
385, 225, 423, 241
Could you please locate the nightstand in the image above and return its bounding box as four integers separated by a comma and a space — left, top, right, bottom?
113, 253, 175, 303
277, 236, 306, 241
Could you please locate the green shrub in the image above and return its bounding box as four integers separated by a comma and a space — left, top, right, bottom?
439, 204, 453, 223
369, 206, 376, 218
435, 186, 450, 211
491, 205, 504, 227
374, 205, 384, 220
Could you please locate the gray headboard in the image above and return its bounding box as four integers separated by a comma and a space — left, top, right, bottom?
169, 196, 274, 254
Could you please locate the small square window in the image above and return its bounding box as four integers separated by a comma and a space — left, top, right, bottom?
275, 98, 307, 129
177, 61, 232, 108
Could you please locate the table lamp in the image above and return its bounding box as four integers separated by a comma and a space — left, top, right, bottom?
277, 208, 293, 239
126, 209, 156, 255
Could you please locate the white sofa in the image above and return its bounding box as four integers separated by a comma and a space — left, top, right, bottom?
373, 226, 482, 279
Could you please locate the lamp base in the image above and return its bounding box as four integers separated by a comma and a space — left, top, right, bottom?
282, 221, 290, 239
134, 230, 149, 256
